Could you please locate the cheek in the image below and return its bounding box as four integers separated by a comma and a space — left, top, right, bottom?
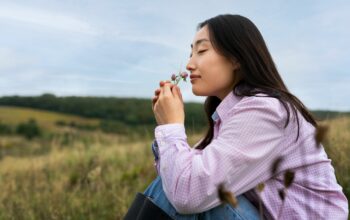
199, 57, 218, 78
193, 54, 233, 95
203, 60, 229, 85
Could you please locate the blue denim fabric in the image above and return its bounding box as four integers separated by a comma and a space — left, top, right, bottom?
151, 139, 159, 160
143, 175, 260, 220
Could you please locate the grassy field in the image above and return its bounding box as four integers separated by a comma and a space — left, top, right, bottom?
0, 106, 100, 132
0, 107, 348, 219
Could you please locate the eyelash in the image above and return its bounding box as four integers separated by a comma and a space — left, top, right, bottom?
189, 50, 207, 58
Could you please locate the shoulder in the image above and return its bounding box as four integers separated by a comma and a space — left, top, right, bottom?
237, 93, 284, 108
228, 93, 288, 129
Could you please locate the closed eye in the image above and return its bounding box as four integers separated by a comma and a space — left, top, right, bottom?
189, 50, 207, 58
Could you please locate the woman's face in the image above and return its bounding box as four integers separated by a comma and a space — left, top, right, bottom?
186, 25, 240, 100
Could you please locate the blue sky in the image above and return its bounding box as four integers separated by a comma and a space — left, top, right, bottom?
0, 0, 349, 111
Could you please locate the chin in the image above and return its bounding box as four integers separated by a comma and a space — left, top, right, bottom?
192, 87, 207, 96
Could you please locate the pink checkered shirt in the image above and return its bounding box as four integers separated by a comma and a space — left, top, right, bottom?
153, 91, 348, 219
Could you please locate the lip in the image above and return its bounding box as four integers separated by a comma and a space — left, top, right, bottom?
190, 78, 200, 83
190, 74, 201, 79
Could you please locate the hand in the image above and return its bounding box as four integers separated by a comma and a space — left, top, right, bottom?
152, 81, 184, 125
152, 80, 173, 110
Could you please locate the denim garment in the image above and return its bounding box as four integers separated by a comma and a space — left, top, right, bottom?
143, 175, 260, 220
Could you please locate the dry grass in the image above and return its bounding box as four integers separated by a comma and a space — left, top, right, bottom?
0, 131, 157, 219
320, 116, 350, 199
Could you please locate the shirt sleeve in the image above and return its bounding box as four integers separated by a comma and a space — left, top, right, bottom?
154, 97, 286, 214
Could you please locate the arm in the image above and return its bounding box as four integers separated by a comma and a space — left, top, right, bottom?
152, 135, 204, 176
154, 97, 286, 214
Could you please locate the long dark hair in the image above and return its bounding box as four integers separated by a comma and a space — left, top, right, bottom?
194, 14, 317, 150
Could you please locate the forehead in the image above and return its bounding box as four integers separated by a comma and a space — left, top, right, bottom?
191, 26, 210, 48
194, 26, 209, 40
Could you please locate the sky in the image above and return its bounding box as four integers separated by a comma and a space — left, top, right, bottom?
0, 0, 349, 111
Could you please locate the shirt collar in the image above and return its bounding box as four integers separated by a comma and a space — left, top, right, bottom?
211, 110, 220, 121
211, 90, 243, 122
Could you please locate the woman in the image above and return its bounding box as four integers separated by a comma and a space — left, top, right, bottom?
145, 14, 348, 219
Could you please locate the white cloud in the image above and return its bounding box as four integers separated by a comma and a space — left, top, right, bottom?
47, 73, 143, 85
117, 35, 188, 53
0, 3, 100, 36
0, 48, 36, 71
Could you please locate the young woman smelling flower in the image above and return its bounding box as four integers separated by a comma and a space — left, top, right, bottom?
143, 14, 348, 219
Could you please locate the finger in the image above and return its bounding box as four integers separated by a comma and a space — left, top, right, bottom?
161, 83, 173, 96
152, 96, 158, 110
161, 82, 175, 90
159, 82, 175, 97
152, 95, 158, 104
155, 89, 161, 96
160, 80, 171, 87
175, 86, 183, 103
172, 85, 183, 101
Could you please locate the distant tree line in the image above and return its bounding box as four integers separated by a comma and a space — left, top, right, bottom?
0, 93, 348, 136
0, 93, 209, 135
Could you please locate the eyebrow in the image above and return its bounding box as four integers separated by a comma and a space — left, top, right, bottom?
190, 38, 209, 49
189, 38, 209, 58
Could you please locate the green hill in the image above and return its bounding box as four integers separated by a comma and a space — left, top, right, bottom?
0, 93, 207, 134
0, 106, 100, 134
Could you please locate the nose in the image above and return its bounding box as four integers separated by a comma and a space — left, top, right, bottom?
186, 58, 195, 73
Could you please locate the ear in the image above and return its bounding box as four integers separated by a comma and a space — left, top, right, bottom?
229, 57, 239, 70
232, 58, 240, 69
